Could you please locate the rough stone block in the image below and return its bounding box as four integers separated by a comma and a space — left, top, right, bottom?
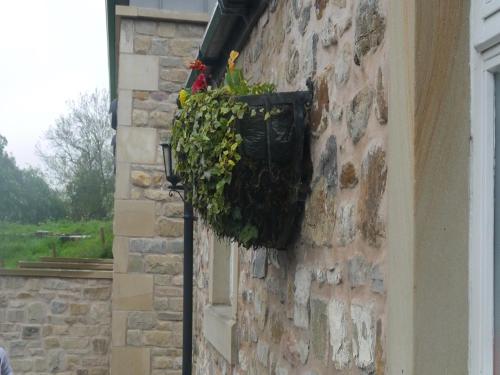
144, 331, 179, 348
358, 143, 387, 247
335, 43, 351, 86
311, 299, 328, 361
126, 329, 142, 346
128, 311, 156, 330
44, 337, 60, 349
134, 35, 152, 54
351, 302, 374, 370
70, 303, 90, 316
328, 299, 350, 369
375, 67, 388, 124
318, 135, 338, 192
83, 287, 111, 301
156, 217, 183, 237
160, 68, 188, 83
348, 256, 371, 288
282, 331, 309, 367
159, 56, 184, 68
7, 309, 25, 322
354, 0, 385, 63
92, 338, 109, 354
151, 37, 169, 55
159, 81, 183, 93
127, 254, 144, 273
112, 274, 154, 311
48, 349, 65, 372
158, 23, 176, 37
169, 39, 199, 57
145, 255, 182, 275
304, 33, 318, 76
293, 266, 311, 328
11, 359, 32, 372
114, 200, 155, 237
61, 337, 89, 350
371, 264, 384, 294
175, 24, 205, 38
157, 311, 183, 321
22, 326, 41, 339
326, 263, 343, 285
130, 170, 152, 187
149, 110, 173, 128
27, 302, 47, 323
135, 20, 157, 35
256, 340, 269, 367
252, 248, 267, 279
311, 74, 330, 137
132, 109, 149, 126
118, 54, 159, 91
129, 238, 167, 254
347, 87, 373, 144
50, 301, 68, 314
340, 162, 359, 189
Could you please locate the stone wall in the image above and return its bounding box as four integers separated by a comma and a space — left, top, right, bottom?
111, 10, 206, 375
193, 0, 387, 374
0, 275, 112, 375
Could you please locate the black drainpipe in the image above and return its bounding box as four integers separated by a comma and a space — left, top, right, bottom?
182, 200, 194, 375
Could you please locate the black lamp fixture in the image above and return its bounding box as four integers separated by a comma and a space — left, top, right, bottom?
160, 139, 194, 375
160, 140, 182, 190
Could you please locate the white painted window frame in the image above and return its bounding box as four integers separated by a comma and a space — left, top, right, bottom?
203, 234, 239, 364
470, 3, 500, 373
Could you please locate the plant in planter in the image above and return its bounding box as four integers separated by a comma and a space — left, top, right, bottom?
172, 52, 312, 250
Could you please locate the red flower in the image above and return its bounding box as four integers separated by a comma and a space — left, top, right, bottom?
189, 59, 207, 72
192, 73, 208, 93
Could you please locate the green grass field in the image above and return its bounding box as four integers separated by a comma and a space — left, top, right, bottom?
0, 220, 113, 269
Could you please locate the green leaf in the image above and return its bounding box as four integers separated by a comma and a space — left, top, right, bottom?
171, 81, 277, 248
239, 224, 258, 245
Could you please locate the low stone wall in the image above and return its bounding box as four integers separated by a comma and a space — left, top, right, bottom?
0, 274, 112, 375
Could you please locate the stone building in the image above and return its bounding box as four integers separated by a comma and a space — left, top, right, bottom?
104, 0, 499, 374
105, 2, 210, 374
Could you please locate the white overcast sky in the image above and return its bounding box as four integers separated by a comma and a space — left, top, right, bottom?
0, 0, 109, 168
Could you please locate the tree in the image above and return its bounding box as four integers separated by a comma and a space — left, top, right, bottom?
38, 89, 115, 220
0, 134, 66, 223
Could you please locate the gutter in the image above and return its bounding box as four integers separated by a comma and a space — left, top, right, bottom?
186, 0, 270, 87
106, 0, 130, 101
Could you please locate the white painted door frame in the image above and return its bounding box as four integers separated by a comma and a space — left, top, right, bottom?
470, 2, 500, 373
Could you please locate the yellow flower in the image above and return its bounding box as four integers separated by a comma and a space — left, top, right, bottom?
228, 50, 239, 71
179, 89, 188, 108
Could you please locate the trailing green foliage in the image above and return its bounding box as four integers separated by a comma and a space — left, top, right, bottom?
172, 84, 275, 247
0, 220, 113, 268
174, 51, 309, 249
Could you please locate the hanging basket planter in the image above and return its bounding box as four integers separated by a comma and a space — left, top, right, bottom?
172, 55, 313, 249
224, 90, 312, 249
